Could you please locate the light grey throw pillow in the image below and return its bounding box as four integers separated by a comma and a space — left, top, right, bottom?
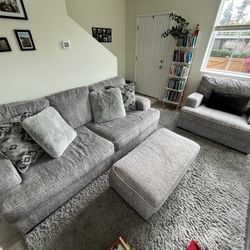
90, 87, 126, 123
22, 107, 77, 158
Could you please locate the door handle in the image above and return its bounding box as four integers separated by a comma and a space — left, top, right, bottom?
159, 66, 163, 69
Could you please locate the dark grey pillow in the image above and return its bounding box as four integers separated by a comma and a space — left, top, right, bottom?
0, 112, 44, 174
90, 88, 126, 123
206, 91, 249, 116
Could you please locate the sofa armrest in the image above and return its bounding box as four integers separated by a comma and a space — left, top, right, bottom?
0, 153, 22, 195
135, 95, 151, 111
186, 92, 204, 108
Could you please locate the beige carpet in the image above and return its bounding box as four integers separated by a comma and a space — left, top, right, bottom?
26, 108, 250, 250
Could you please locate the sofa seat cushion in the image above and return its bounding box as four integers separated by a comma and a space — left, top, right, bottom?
0, 126, 114, 222
181, 105, 250, 134
86, 108, 160, 150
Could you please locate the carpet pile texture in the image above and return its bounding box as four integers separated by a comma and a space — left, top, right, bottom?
26, 108, 250, 250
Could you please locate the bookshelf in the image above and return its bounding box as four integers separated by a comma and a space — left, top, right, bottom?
163, 34, 198, 109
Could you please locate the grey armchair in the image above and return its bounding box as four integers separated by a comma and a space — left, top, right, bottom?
177, 75, 250, 154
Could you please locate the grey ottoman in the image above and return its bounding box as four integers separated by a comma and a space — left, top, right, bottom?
109, 128, 200, 220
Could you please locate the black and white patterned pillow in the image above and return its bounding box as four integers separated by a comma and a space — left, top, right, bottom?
121, 83, 136, 112
106, 83, 136, 112
0, 112, 44, 174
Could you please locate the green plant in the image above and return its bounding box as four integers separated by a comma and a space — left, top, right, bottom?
210, 49, 250, 58
161, 13, 191, 39
210, 49, 231, 58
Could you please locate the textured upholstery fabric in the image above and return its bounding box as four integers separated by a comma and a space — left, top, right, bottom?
46, 86, 92, 128
0, 98, 49, 123
110, 128, 200, 220
197, 75, 250, 102
87, 108, 160, 150
89, 76, 125, 92
135, 95, 151, 111
89, 88, 126, 123
206, 91, 249, 116
0, 152, 22, 195
178, 106, 250, 154
22, 107, 77, 158
186, 92, 204, 108
14, 119, 158, 234
0, 113, 44, 174
0, 126, 114, 223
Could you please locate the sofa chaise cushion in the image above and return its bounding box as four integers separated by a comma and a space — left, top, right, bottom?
0, 126, 114, 223
86, 108, 160, 150
46, 86, 92, 128
178, 105, 250, 153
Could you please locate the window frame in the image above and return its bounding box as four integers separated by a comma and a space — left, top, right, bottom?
201, 0, 250, 80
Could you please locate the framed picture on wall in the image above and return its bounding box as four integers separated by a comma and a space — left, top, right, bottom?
0, 0, 28, 20
14, 30, 36, 51
0, 37, 11, 52
92, 27, 112, 43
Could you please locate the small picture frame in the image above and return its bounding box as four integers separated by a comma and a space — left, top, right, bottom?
14, 30, 36, 51
92, 27, 112, 43
0, 0, 28, 20
0, 37, 11, 52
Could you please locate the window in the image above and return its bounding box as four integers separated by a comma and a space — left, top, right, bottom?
202, 0, 250, 77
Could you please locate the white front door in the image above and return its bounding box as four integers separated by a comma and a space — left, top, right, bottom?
135, 14, 170, 98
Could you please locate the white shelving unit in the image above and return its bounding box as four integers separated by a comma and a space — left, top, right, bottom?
163, 35, 198, 109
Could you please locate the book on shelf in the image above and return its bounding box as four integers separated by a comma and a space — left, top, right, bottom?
176, 35, 198, 48
168, 79, 186, 91
173, 50, 193, 63
170, 64, 189, 78
165, 89, 182, 103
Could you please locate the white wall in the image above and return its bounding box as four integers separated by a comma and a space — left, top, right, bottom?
66, 0, 126, 76
0, 0, 117, 105
126, 0, 221, 99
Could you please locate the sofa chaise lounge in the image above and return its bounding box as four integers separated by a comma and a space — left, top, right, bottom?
177, 75, 250, 154
0, 76, 160, 234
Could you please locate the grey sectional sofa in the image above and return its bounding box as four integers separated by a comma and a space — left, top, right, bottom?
177, 75, 250, 154
0, 76, 160, 233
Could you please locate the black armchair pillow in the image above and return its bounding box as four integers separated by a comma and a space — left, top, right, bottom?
206, 91, 249, 116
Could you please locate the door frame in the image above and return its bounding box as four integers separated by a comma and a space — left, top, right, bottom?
134, 11, 172, 99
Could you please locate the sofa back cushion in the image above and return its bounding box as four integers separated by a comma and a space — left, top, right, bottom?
89, 76, 125, 92
46, 86, 92, 128
198, 75, 250, 102
0, 98, 49, 123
